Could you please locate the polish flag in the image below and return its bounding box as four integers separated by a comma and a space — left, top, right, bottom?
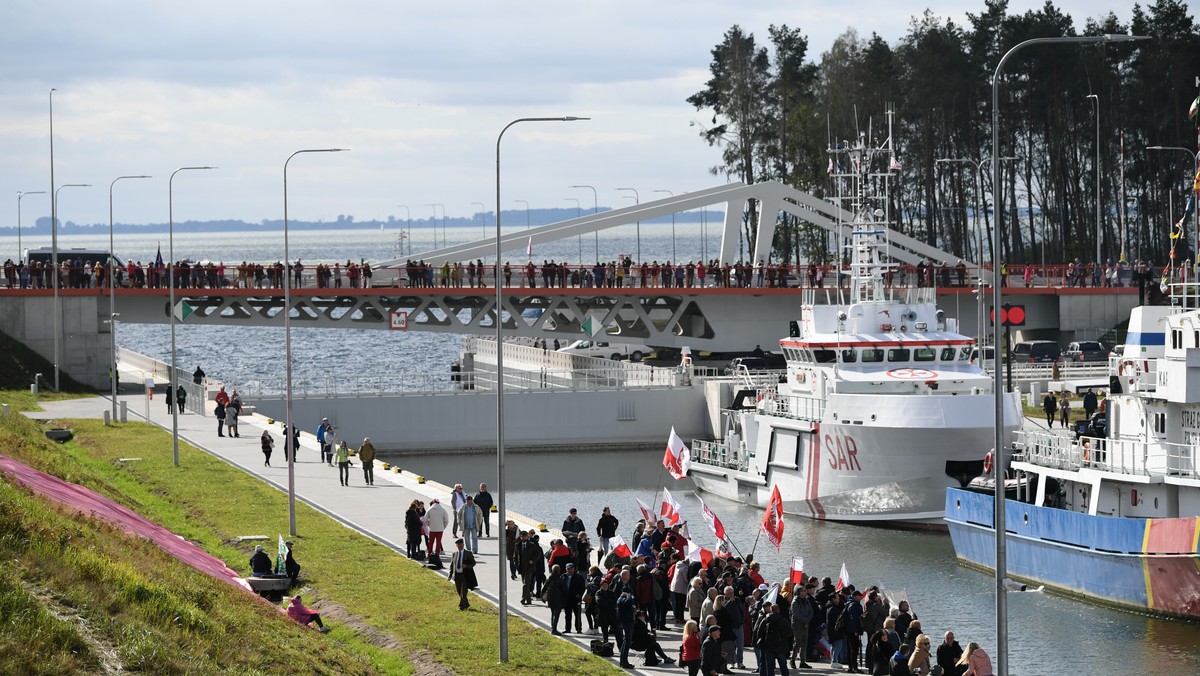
699, 499, 726, 542
636, 497, 656, 525
687, 539, 713, 567
789, 556, 805, 584
527, 236, 533, 257
610, 534, 633, 559
760, 485, 785, 551
663, 427, 691, 480
660, 487, 682, 525
835, 561, 851, 591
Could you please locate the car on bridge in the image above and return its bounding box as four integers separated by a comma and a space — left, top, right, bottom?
1064, 340, 1108, 363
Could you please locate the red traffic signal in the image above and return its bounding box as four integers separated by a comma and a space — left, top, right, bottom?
989, 304, 1026, 326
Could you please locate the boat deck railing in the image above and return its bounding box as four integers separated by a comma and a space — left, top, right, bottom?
1016, 430, 1199, 479
692, 439, 750, 472
759, 392, 825, 422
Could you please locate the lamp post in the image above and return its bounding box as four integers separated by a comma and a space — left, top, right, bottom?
424, 203, 443, 248
168, 166, 215, 466
1147, 145, 1199, 269
472, 201, 487, 239
565, 197, 582, 265
654, 189, 676, 261
570, 184, 599, 261
283, 149, 347, 536
617, 187, 640, 263
397, 205, 411, 255
108, 175, 151, 421
52, 183, 90, 392
514, 199, 530, 231
1087, 95, 1102, 265
990, 34, 1146, 676
496, 115, 588, 662
16, 190, 45, 263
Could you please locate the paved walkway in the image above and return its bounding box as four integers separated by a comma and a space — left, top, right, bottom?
28, 389, 842, 675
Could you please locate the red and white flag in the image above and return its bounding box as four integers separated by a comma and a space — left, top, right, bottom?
610, 534, 633, 558
636, 497, 656, 525
660, 487, 682, 525
835, 561, 851, 591
687, 539, 713, 567
663, 427, 691, 480
760, 485, 785, 551
789, 556, 805, 584
699, 498, 726, 541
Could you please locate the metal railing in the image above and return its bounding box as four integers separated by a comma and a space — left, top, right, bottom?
116, 348, 207, 415
759, 391, 825, 422
1016, 430, 1198, 479
692, 439, 751, 472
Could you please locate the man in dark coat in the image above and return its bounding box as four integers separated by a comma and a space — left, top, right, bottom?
561, 562, 587, 633
1042, 391, 1058, 427
616, 590, 638, 668
936, 631, 966, 676
595, 506, 619, 565
701, 624, 724, 676
473, 483, 494, 537
447, 537, 477, 610
248, 545, 272, 576
516, 529, 542, 605
1083, 388, 1098, 421
284, 541, 301, 583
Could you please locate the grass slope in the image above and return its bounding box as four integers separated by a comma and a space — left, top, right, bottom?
0, 394, 621, 675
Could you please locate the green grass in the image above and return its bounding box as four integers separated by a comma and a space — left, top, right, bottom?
0, 393, 622, 675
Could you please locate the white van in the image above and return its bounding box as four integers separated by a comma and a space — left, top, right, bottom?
557, 339, 651, 362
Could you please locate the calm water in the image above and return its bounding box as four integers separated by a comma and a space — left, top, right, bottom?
11, 226, 1199, 674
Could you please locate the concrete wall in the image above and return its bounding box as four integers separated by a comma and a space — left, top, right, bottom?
0, 295, 109, 389
253, 385, 711, 452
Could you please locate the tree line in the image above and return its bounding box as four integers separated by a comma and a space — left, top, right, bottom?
688, 0, 1200, 269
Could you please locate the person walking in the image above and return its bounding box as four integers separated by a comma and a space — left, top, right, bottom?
456, 495, 483, 553
214, 398, 226, 436
175, 384, 187, 414
473, 483, 494, 537
1042, 391, 1058, 428
225, 397, 240, 438
260, 430, 274, 467
192, 366, 205, 385
334, 441, 351, 486
358, 437, 376, 485
596, 506, 619, 566
425, 499, 449, 554
1082, 388, 1098, 421
316, 418, 334, 466
1059, 392, 1072, 429
447, 538, 477, 611
450, 484, 468, 535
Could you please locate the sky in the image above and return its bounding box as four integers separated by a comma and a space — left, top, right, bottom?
1, 0, 1139, 228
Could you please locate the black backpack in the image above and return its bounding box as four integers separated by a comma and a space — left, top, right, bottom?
590, 639, 614, 657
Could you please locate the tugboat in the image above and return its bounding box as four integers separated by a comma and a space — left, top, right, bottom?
688, 115, 1022, 528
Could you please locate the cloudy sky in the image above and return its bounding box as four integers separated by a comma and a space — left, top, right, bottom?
2, 0, 1138, 227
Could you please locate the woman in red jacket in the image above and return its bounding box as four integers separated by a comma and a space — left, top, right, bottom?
679, 619, 702, 675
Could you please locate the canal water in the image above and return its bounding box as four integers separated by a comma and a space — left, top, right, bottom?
17, 228, 1200, 673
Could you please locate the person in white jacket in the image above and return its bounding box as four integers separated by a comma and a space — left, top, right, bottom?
425, 499, 450, 554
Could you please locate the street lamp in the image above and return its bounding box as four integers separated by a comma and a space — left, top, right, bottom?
1087, 95, 1101, 265
16, 190, 45, 263
397, 205, 411, 256
108, 175, 151, 422
169, 166, 215, 466
496, 115, 588, 662
472, 201, 487, 239
1147, 145, 1199, 266
52, 183, 90, 393
514, 199, 530, 232
654, 189, 676, 261
617, 187, 640, 263
990, 33, 1146, 676
565, 197, 582, 265
570, 184, 599, 261
284, 149, 347, 536
424, 203, 445, 249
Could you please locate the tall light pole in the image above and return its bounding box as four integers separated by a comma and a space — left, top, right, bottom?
991, 33, 1146, 676
654, 189, 676, 261
1087, 94, 1102, 265
570, 184, 599, 261
514, 199, 530, 231
565, 197, 582, 265
284, 149, 347, 536
1147, 145, 1199, 270
424, 203, 443, 249
397, 205, 411, 255
108, 175, 151, 421
52, 183, 90, 392
472, 201, 487, 239
169, 166, 215, 466
496, 115, 588, 662
16, 190, 45, 263
617, 187, 640, 263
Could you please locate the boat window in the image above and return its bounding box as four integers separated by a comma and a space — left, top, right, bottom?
813, 349, 836, 364
840, 349, 857, 363
862, 348, 884, 363
940, 347, 956, 361
959, 347, 972, 361
914, 347, 936, 362
887, 348, 911, 362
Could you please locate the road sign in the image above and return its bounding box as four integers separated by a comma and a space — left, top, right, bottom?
581, 315, 604, 338
172, 300, 195, 322
989, 304, 1025, 326
389, 310, 409, 330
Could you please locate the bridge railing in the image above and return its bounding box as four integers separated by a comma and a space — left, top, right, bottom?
116, 348, 207, 415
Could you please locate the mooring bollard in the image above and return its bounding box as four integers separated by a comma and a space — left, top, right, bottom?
119, 401, 128, 423
2, 404, 9, 418
103, 410, 111, 426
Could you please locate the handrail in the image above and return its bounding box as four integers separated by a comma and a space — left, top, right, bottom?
1015, 430, 1198, 479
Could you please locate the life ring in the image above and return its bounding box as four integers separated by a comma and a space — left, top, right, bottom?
1117, 360, 1135, 376
983, 451, 994, 475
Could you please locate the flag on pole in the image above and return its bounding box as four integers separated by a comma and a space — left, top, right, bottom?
687, 539, 714, 567
890, 156, 903, 171
679, 520, 691, 540
699, 498, 726, 541
663, 427, 691, 480
660, 487, 682, 525
610, 534, 633, 558
789, 556, 805, 584
760, 485, 785, 551
154, 244, 164, 267
764, 582, 781, 605
275, 534, 289, 575
527, 236, 533, 257
835, 561, 851, 591
826, 158, 834, 175
636, 497, 656, 525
